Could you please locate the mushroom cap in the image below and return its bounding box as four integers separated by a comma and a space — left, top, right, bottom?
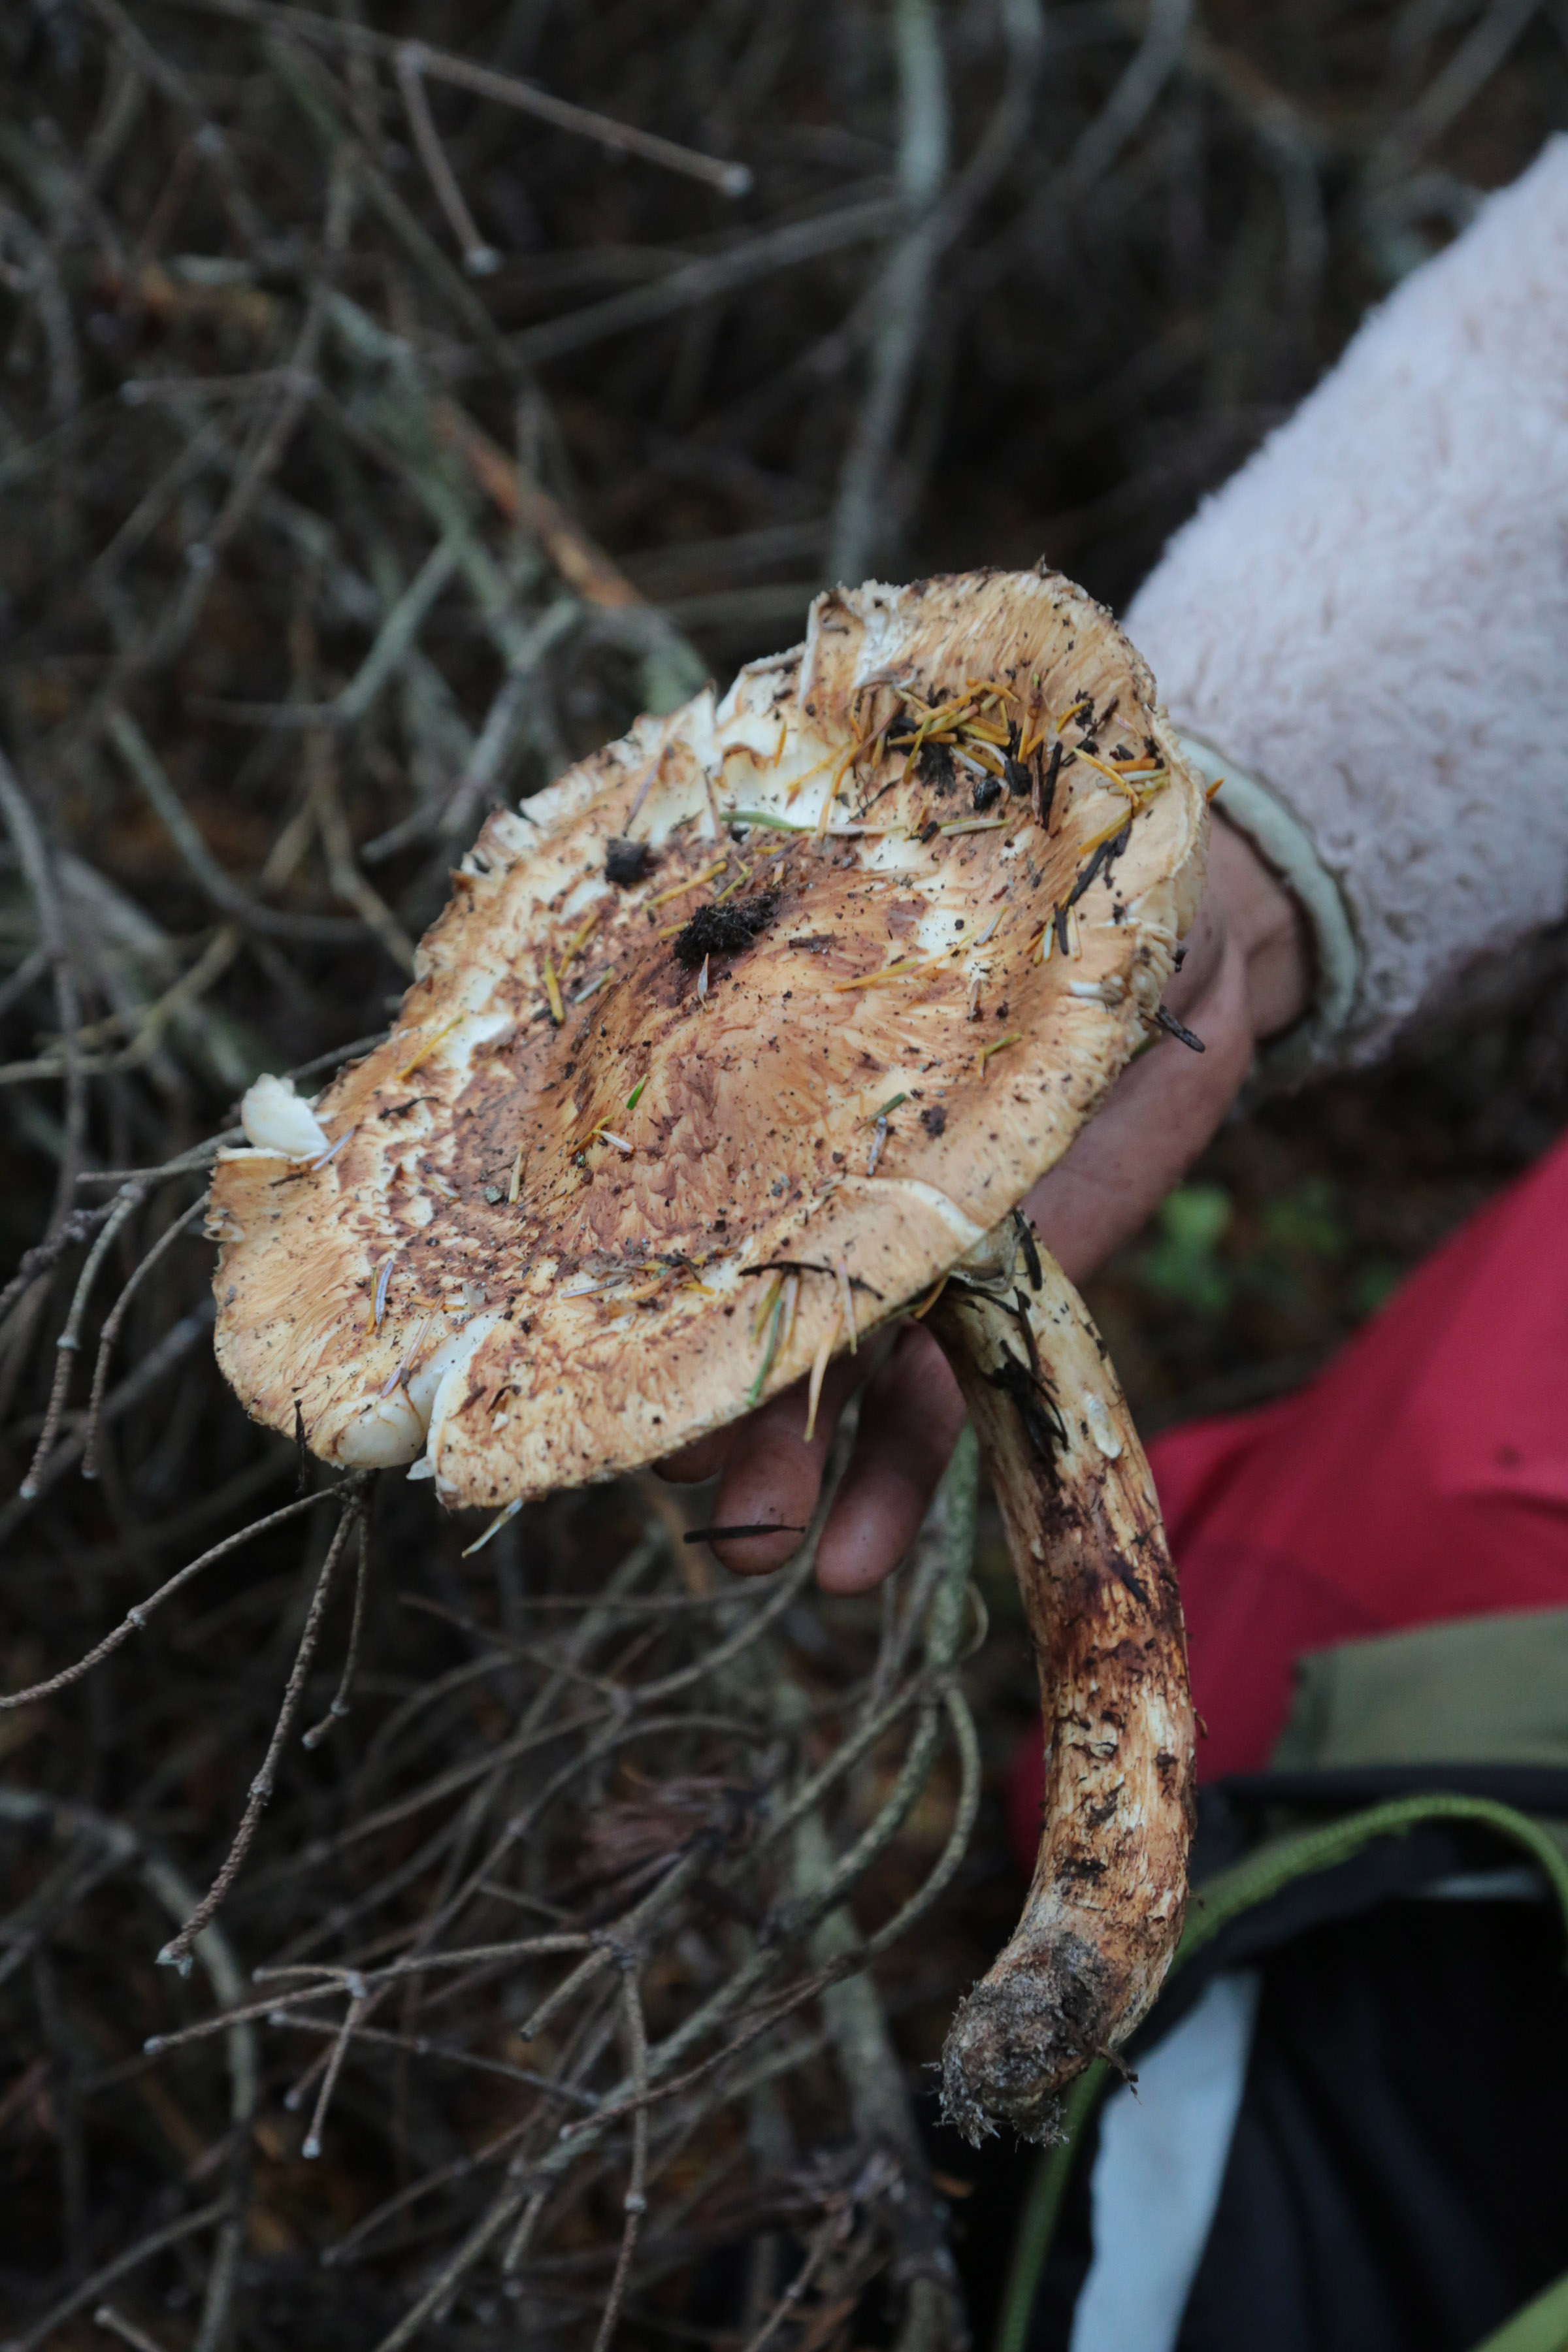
210, 569, 1206, 1509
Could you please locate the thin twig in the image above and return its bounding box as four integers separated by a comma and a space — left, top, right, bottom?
16, 1182, 147, 1499
84, 1188, 211, 1478
0, 1298, 218, 1543
591, 1963, 651, 2352
0, 2203, 227, 2352
828, 0, 949, 583
508, 198, 900, 370
104, 708, 361, 940
156, 1487, 367, 1972
0, 1488, 354, 1712
0, 749, 88, 1227
395, 45, 500, 278
93, 2308, 172, 2352
302, 1506, 374, 1746
173, 0, 752, 190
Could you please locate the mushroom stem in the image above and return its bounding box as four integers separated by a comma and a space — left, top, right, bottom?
927, 1220, 1195, 2146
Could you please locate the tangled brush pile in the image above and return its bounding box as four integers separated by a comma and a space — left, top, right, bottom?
1, 2, 1561, 2345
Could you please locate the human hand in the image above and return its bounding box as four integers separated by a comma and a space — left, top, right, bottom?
659, 817, 1311, 1592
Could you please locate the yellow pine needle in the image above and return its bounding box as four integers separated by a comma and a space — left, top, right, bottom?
917, 694, 978, 741
603, 1274, 664, 1306
646, 858, 728, 911
831, 937, 966, 993
463, 1497, 523, 1557
834, 1258, 858, 1354
559, 909, 601, 968
1073, 747, 1143, 792
832, 955, 922, 993
962, 677, 1024, 706
781, 740, 840, 807
910, 1273, 949, 1320
814, 728, 875, 836
779, 1272, 800, 1354
507, 1143, 524, 1204
391, 1014, 463, 1081
977, 1031, 1022, 1077
803, 1303, 842, 1443
750, 1268, 785, 1344
1075, 809, 1139, 863
378, 1313, 432, 1397
542, 953, 564, 1026
1206, 776, 1225, 801
938, 815, 1007, 836
900, 700, 956, 766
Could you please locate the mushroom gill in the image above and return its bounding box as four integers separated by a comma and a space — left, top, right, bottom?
209, 564, 1206, 2143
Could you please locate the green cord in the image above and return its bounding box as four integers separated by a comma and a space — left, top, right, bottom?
1177, 1795, 1568, 1969
992, 2064, 1107, 2352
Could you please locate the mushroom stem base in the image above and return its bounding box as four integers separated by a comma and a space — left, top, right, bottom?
928, 1220, 1195, 2146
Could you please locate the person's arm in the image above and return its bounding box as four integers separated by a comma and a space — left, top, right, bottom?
1128, 135, 1568, 1073
665, 135, 1568, 1590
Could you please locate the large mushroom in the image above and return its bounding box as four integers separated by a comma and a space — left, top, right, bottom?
210, 566, 1204, 2144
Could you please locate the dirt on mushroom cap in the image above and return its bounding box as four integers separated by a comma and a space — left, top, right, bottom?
210, 568, 1206, 1506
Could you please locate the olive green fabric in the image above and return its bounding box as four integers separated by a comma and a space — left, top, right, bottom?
1469, 2266, 1568, 2352
1272, 1607, 1568, 1773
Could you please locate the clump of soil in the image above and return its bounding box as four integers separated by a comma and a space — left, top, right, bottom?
672, 890, 781, 967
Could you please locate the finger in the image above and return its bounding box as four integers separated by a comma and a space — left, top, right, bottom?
658, 1316, 870, 1489
815, 1324, 967, 1595
1024, 925, 1255, 1285
657, 1427, 734, 1485
704, 1352, 865, 1577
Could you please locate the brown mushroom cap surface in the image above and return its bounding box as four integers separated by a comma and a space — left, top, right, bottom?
211, 569, 1205, 1506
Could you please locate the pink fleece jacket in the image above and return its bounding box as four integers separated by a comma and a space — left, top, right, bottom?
1126, 137, 1568, 1072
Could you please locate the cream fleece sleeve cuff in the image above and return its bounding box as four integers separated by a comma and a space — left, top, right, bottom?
1127, 136, 1568, 1072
